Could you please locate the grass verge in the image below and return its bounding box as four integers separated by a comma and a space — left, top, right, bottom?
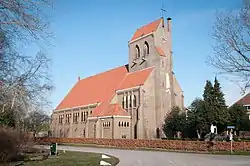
24, 150, 119, 166
57, 143, 250, 156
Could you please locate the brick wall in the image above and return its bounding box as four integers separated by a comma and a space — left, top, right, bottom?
36, 137, 250, 152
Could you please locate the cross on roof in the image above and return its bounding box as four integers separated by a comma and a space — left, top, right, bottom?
161, 4, 167, 18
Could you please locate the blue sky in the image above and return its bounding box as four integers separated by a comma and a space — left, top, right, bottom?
29, 0, 246, 113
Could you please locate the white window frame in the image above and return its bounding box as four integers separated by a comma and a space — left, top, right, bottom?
244, 105, 250, 111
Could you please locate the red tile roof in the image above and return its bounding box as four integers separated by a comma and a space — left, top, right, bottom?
92, 104, 129, 117
235, 93, 250, 105
55, 65, 128, 110
155, 46, 165, 57
118, 67, 154, 90
55, 65, 154, 117
131, 18, 162, 41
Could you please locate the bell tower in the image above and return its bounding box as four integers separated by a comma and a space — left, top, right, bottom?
128, 17, 176, 137
128, 17, 173, 73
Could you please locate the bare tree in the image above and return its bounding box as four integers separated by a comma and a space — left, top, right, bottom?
209, 0, 250, 93
24, 110, 50, 136
0, 33, 53, 128
0, 0, 53, 129
0, 0, 53, 46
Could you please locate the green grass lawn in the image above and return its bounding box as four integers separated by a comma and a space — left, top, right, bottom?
24, 151, 119, 166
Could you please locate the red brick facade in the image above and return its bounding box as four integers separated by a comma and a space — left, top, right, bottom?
36, 138, 250, 152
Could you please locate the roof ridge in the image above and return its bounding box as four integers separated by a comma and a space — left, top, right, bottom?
79, 64, 128, 81
117, 66, 154, 91
235, 92, 250, 103
130, 18, 162, 41
136, 18, 162, 30
127, 66, 155, 75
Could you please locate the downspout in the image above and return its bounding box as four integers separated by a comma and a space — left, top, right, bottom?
112, 116, 114, 139
134, 85, 143, 139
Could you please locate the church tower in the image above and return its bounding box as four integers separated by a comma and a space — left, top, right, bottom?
128, 17, 178, 137
128, 17, 172, 73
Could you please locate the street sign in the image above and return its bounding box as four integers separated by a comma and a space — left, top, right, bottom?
227, 126, 235, 129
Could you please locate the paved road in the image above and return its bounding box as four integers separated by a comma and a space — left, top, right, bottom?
39, 145, 250, 166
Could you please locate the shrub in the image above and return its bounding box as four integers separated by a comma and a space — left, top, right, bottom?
0, 126, 19, 162
0, 126, 34, 162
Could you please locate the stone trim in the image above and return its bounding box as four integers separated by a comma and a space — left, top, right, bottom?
116, 86, 140, 93
129, 32, 153, 44
54, 102, 99, 112
88, 115, 131, 120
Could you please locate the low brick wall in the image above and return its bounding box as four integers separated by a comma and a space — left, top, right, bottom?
36, 137, 250, 152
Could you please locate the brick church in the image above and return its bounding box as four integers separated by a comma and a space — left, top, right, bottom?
51, 17, 184, 139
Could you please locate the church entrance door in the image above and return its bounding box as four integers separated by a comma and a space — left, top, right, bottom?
134, 124, 137, 139
156, 128, 160, 138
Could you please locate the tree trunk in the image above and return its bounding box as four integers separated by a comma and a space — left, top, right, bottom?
10, 92, 16, 110
196, 130, 201, 139
2, 104, 5, 113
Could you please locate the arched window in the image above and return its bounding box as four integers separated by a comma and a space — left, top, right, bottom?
129, 95, 132, 108
121, 122, 123, 127
144, 41, 149, 56
127, 122, 129, 127
118, 122, 120, 127
133, 95, 137, 107
126, 96, 129, 108
122, 96, 126, 109
135, 45, 140, 58
122, 100, 125, 109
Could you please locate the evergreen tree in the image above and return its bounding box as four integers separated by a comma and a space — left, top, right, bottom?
212, 77, 229, 132
203, 81, 214, 104
202, 78, 229, 133
213, 77, 226, 107
203, 80, 215, 124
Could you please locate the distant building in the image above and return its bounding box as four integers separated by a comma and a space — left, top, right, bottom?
234, 92, 250, 120
51, 17, 184, 139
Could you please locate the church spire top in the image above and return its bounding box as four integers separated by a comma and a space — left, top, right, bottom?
160, 4, 167, 18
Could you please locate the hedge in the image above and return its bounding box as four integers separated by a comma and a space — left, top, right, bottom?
36, 137, 250, 152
